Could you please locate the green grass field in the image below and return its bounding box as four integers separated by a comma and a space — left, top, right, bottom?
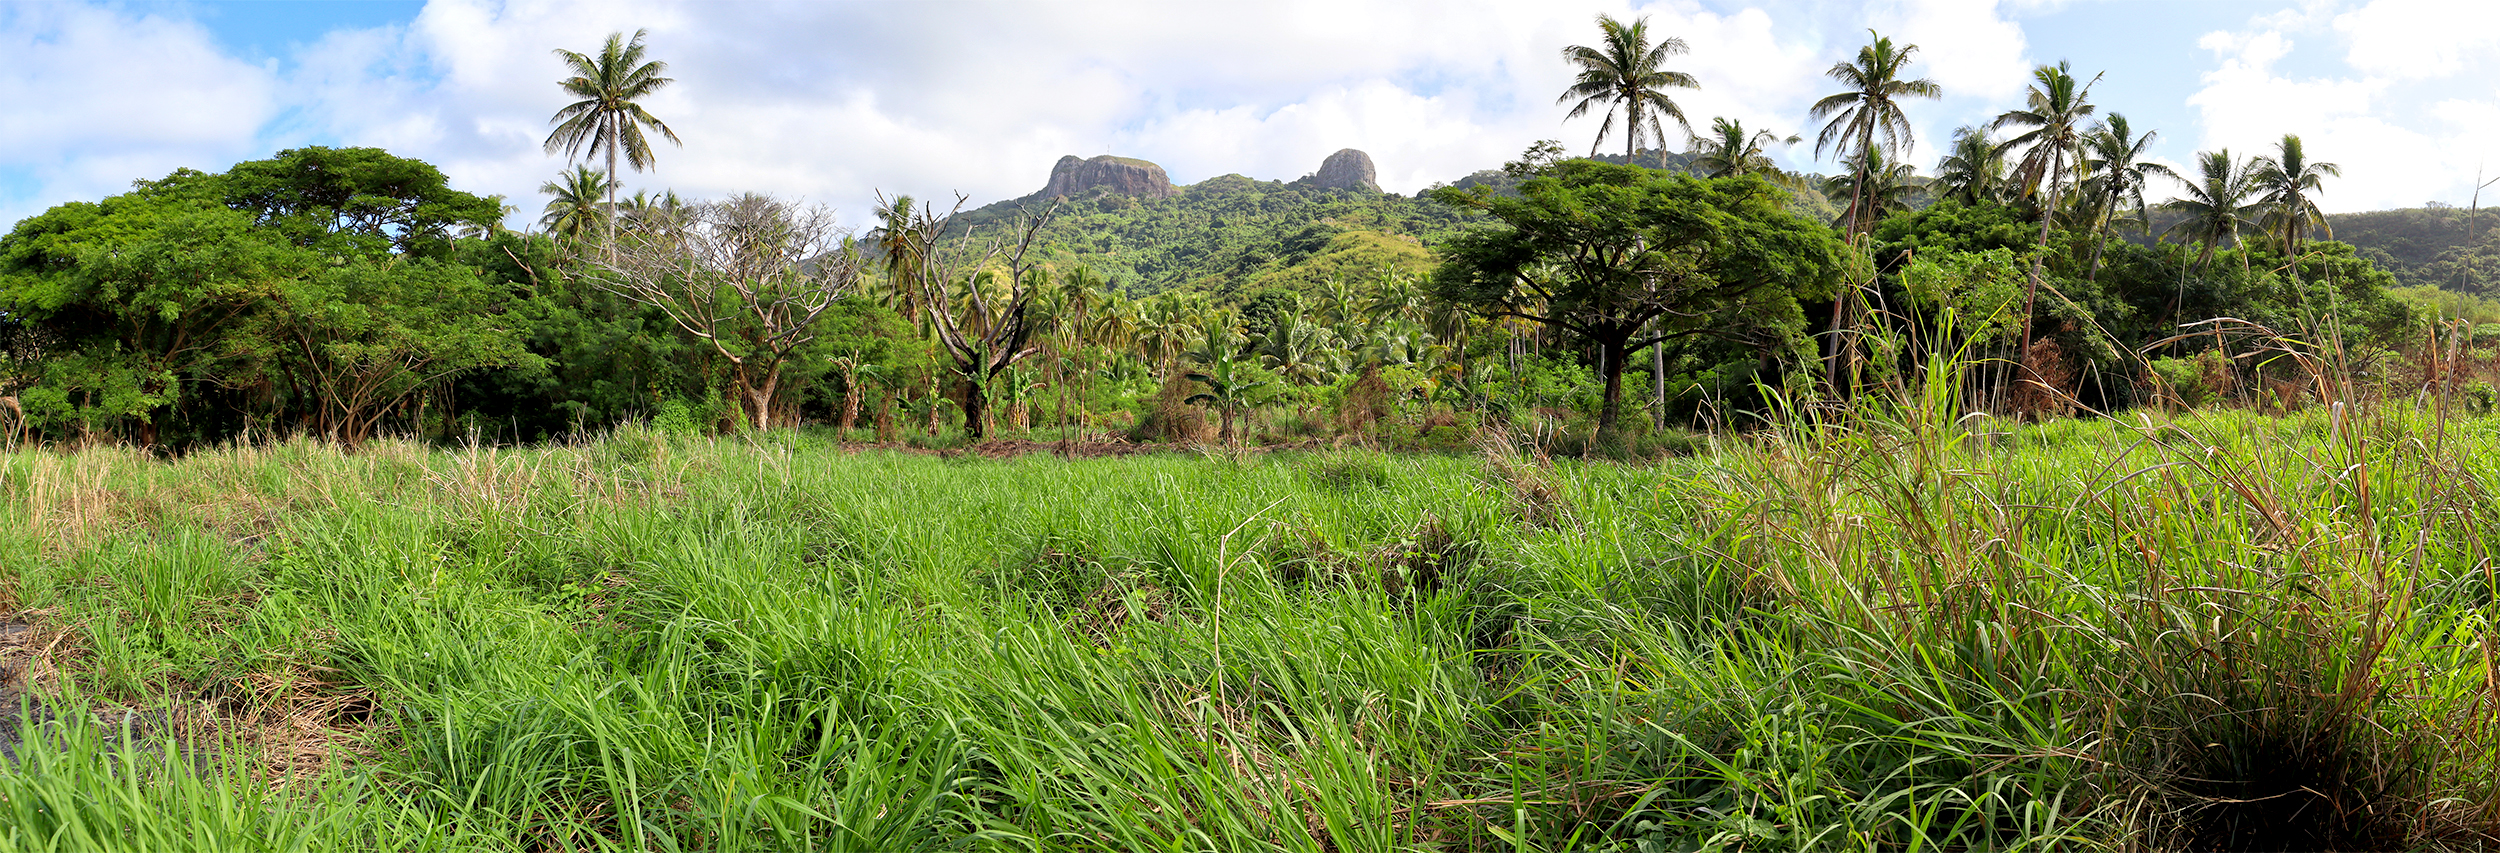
2, 403, 2497, 851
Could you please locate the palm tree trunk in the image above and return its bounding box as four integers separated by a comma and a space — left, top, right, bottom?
604, 116, 620, 263
2017, 147, 2064, 385
1628, 100, 1640, 165
2086, 197, 2113, 282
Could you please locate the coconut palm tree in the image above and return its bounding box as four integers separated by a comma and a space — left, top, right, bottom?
544, 29, 680, 256
2078, 114, 2177, 280
1557, 14, 1700, 166
1819, 148, 1919, 227
1809, 31, 1941, 235
537, 165, 610, 246
616, 189, 683, 236
1052, 265, 1109, 435
1933, 126, 2007, 207
1992, 60, 2098, 360
1258, 317, 1343, 387
2249, 134, 2342, 260
2163, 149, 2262, 272
1688, 117, 1798, 179
1367, 264, 1427, 326
1317, 274, 1362, 328
870, 194, 931, 326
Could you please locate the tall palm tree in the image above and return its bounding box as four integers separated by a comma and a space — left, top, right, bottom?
1991, 60, 2098, 363
1367, 264, 1427, 326
1557, 14, 1700, 166
1993, 62, 2097, 208
871, 194, 931, 326
1933, 126, 2007, 207
1688, 117, 1798, 179
544, 29, 681, 256
537, 165, 611, 246
2249, 133, 2342, 261
2162, 149, 2261, 271
1258, 317, 1344, 387
1819, 148, 1918, 227
1809, 31, 1941, 235
2078, 114, 2176, 280
1053, 265, 1109, 435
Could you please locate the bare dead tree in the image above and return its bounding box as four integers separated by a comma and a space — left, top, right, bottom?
598, 193, 859, 431
879, 192, 1060, 442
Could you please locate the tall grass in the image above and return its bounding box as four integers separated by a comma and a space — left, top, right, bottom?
0, 401, 2494, 850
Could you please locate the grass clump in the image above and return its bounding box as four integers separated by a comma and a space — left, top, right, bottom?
0, 400, 2494, 850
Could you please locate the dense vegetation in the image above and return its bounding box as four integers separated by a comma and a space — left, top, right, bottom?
2, 394, 2495, 850
6, 15, 2500, 850
946, 175, 1460, 299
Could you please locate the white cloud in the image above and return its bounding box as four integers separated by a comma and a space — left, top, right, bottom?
2336, 0, 2500, 80
1871, 0, 2031, 105
6, 0, 2480, 231
0, 4, 277, 219
245, 0, 1857, 221
2184, 5, 2500, 213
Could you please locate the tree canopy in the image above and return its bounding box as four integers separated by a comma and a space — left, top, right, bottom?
1429, 159, 1844, 441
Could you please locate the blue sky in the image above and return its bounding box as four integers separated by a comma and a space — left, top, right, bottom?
0, 0, 2491, 231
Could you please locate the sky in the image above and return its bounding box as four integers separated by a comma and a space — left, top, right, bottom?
0, 0, 2493, 232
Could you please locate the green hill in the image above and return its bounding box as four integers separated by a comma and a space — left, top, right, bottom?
946, 174, 1466, 298
2326, 206, 2500, 293
940, 149, 1865, 298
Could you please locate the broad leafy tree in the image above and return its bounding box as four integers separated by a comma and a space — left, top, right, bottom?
1430, 161, 1844, 443
1557, 14, 1700, 165
0, 150, 526, 444
545, 29, 681, 254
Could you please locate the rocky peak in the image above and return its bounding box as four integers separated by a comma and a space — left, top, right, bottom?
1039, 155, 1177, 199
1311, 149, 1379, 192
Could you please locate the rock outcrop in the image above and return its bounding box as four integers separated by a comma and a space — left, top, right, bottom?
1039, 155, 1177, 199
1310, 149, 1379, 192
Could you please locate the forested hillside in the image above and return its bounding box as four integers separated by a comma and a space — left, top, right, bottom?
944, 174, 1461, 299
933, 145, 1874, 301
2326, 205, 2500, 292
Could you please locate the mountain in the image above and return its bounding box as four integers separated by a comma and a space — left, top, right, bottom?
945, 149, 1460, 298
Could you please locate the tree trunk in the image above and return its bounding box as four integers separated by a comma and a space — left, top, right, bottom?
739, 363, 780, 433
2016, 148, 2064, 384
1219, 405, 1237, 446
839, 366, 861, 432
960, 374, 989, 441
1652, 334, 1666, 429
605, 119, 619, 263
1595, 336, 1627, 449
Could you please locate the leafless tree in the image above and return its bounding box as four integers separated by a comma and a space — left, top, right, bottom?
877, 192, 1060, 441
598, 193, 858, 431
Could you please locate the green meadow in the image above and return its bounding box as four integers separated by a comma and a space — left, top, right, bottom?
1, 401, 2496, 851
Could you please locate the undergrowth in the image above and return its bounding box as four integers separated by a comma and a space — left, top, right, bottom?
0, 400, 2493, 850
